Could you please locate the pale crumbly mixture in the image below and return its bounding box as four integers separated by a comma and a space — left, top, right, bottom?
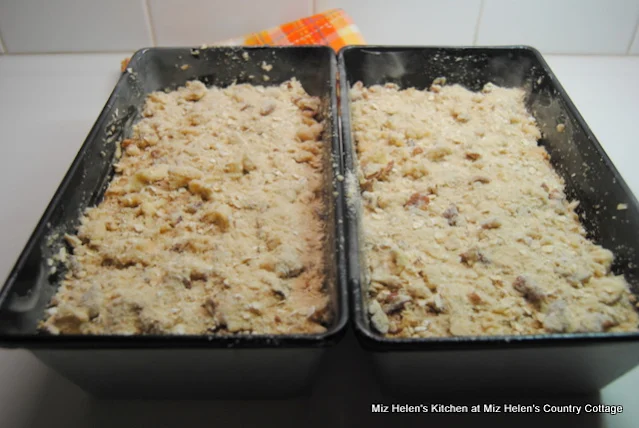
41, 79, 331, 335
349, 80, 639, 338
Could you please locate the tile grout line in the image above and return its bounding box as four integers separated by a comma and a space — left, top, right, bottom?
143, 0, 158, 47
312, 0, 317, 14
626, 12, 639, 54
1, 50, 135, 56
543, 52, 637, 58
472, 0, 485, 45
0, 27, 7, 54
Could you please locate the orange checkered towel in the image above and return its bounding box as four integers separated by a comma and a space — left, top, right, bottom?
219, 9, 365, 52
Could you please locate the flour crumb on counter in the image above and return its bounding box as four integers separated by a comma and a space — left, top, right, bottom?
350, 80, 639, 338
41, 78, 330, 336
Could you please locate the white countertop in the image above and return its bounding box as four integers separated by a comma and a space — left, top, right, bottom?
0, 53, 638, 428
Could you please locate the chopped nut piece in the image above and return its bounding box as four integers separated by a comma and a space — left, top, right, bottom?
296, 123, 323, 141
369, 299, 390, 334
381, 292, 412, 314
566, 268, 592, 287
442, 203, 459, 226
426, 294, 446, 313
371, 274, 403, 290
460, 247, 489, 266
404, 192, 430, 210
260, 101, 276, 116
452, 110, 470, 123
482, 82, 495, 93
465, 151, 481, 161
426, 146, 452, 161
201, 205, 232, 232
183, 80, 206, 101
203, 298, 217, 316
169, 166, 203, 188
470, 175, 491, 184
271, 283, 290, 300
388, 132, 405, 147
295, 97, 321, 117
135, 165, 169, 183
64, 234, 82, 248
543, 300, 571, 332
188, 180, 213, 200
223, 158, 243, 177
480, 217, 502, 229
468, 292, 483, 305
513, 275, 545, 303
261, 248, 306, 279
548, 189, 565, 200
391, 248, 410, 275
366, 160, 394, 182
402, 160, 427, 179
242, 153, 257, 173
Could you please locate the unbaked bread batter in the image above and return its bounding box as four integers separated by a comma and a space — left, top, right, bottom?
348, 80, 639, 338
42, 79, 330, 335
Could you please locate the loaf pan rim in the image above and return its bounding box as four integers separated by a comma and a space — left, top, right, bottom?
338, 45, 639, 352
0, 45, 348, 349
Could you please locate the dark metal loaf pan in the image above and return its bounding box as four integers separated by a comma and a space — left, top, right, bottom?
339, 45, 639, 396
0, 46, 347, 399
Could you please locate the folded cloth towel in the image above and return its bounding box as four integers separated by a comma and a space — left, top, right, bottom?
219, 9, 365, 52
121, 9, 364, 71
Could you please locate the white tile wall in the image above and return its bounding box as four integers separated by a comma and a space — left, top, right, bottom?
316, 0, 482, 45
0, 0, 638, 54
0, 0, 152, 53
148, 0, 312, 46
476, 0, 639, 54
631, 25, 639, 54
